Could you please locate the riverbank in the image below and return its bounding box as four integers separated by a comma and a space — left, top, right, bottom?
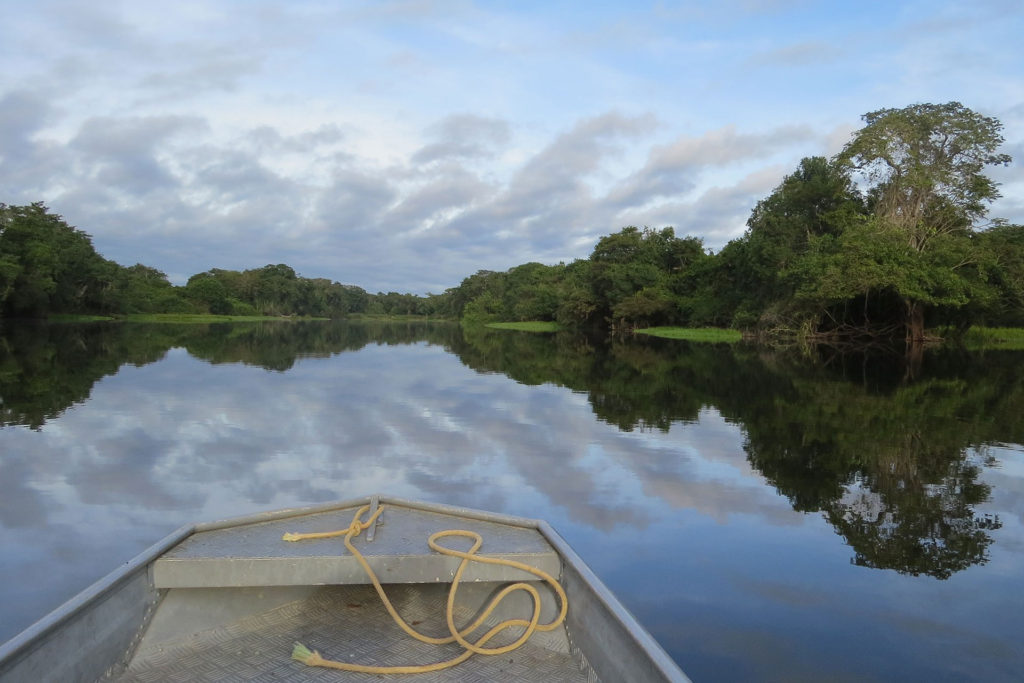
485, 321, 562, 332
45, 313, 329, 323
957, 326, 1024, 350
634, 326, 743, 343
35, 315, 1024, 350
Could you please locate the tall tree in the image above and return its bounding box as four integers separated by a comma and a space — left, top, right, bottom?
837, 102, 1010, 252
833, 103, 1012, 341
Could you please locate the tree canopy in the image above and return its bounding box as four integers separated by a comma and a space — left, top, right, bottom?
838, 102, 1011, 250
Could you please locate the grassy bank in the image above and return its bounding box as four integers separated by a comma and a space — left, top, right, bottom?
347, 313, 454, 322
44, 313, 327, 324
485, 321, 562, 332
42, 313, 455, 324
46, 314, 117, 322
955, 327, 1024, 350
123, 314, 332, 323
634, 326, 743, 343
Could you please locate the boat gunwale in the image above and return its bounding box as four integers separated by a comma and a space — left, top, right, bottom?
537, 519, 688, 682
0, 524, 193, 669
192, 493, 546, 533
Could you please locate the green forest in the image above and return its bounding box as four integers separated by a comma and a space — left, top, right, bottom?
2, 102, 1022, 341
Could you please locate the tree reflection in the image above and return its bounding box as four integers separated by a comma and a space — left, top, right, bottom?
0, 320, 459, 428
740, 346, 1022, 578
456, 329, 1018, 579
0, 322, 179, 429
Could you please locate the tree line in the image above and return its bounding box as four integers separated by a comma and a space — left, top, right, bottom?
3, 102, 1022, 339
0, 202, 450, 319
445, 102, 1024, 341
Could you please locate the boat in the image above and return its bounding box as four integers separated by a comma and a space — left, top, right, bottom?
0, 494, 689, 682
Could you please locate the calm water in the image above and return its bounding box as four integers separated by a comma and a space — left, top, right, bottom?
1, 320, 1023, 681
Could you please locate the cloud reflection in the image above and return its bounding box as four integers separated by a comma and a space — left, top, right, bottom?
0, 332, 804, 642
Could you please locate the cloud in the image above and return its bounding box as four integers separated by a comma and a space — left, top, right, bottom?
137, 52, 262, 99
0, 90, 74, 200
315, 167, 398, 236
46, 2, 147, 56
394, 112, 659, 271
652, 124, 812, 168
71, 114, 206, 158
606, 124, 810, 210
466, 112, 656, 225
515, 112, 657, 189
386, 168, 494, 235
189, 149, 290, 205
751, 41, 842, 67
412, 114, 511, 163
0, 90, 56, 150
68, 115, 206, 197
618, 165, 786, 248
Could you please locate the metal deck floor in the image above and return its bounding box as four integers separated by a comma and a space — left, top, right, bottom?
113, 584, 595, 682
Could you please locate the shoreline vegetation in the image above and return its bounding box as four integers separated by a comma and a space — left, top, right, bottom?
47, 313, 328, 323
40, 312, 1024, 351
44, 313, 455, 324
485, 321, 562, 332
634, 327, 743, 343
958, 327, 1024, 351
3, 103, 1022, 348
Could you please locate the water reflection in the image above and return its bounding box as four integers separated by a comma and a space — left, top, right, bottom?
1, 321, 1023, 679
1, 321, 1020, 581
0, 320, 462, 429
456, 329, 1022, 579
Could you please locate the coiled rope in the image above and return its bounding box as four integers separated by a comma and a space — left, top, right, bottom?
282, 503, 568, 674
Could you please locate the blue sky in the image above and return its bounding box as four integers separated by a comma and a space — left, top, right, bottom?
2, 0, 1022, 293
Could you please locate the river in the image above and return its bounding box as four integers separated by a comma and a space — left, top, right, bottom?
1, 320, 1022, 681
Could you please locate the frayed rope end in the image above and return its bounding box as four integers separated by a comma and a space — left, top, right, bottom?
292, 642, 318, 665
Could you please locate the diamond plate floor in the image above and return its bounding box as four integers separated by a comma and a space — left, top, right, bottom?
115, 585, 594, 682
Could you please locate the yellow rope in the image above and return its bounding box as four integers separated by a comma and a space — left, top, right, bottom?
282, 503, 568, 674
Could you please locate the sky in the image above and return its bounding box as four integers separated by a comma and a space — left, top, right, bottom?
2, 0, 1023, 294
